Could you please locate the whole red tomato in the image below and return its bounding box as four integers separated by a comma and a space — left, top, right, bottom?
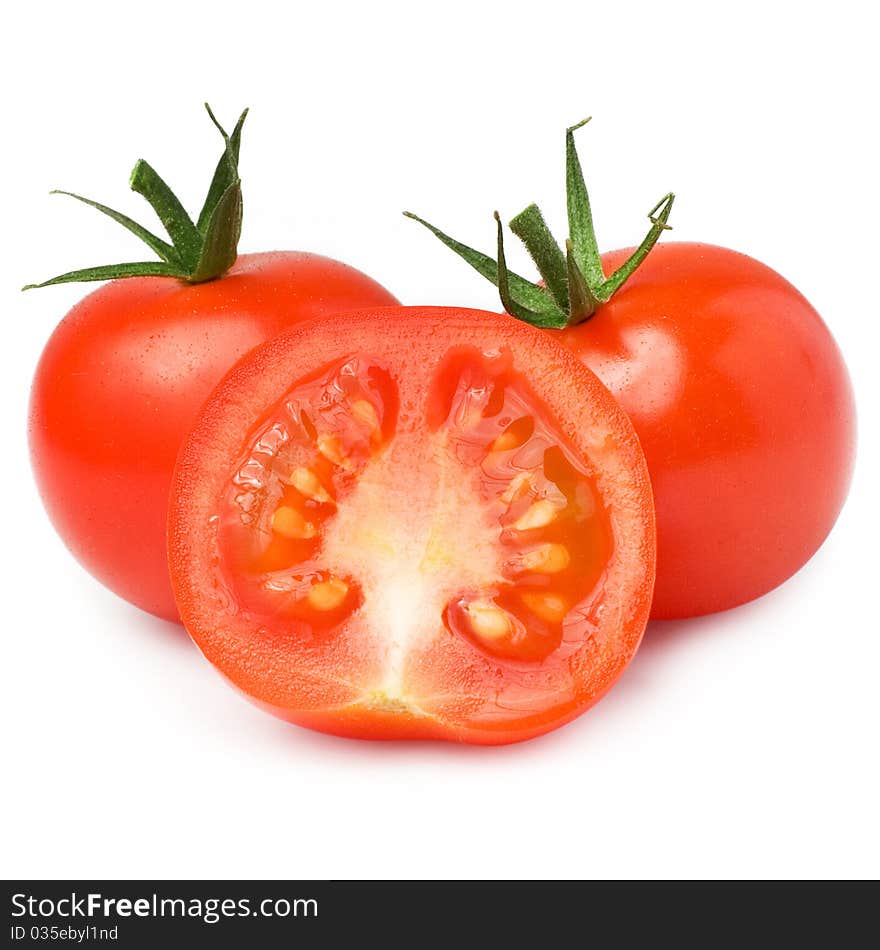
407, 119, 856, 618
28, 109, 398, 621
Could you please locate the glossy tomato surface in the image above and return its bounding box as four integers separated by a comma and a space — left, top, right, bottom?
169, 308, 655, 744
29, 251, 399, 621
556, 242, 856, 618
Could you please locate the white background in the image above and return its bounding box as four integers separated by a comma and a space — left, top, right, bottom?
2, 0, 878, 880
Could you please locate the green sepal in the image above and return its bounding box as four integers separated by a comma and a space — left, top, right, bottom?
129, 159, 202, 268
189, 106, 245, 281
598, 192, 675, 298
509, 203, 569, 312
565, 240, 601, 323
197, 106, 247, 233
189, 179, 242, 282
565, 117, 605, 287
23, 261, 188, 291
495, 213, 566, 329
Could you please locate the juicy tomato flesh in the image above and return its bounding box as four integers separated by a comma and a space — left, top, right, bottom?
170, 310, 655, 744
220, 346, 612, 673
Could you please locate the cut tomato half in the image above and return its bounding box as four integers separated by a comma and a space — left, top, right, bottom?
169, 308, 655, 744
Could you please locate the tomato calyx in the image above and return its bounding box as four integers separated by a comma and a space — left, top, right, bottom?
24, 104, 247, 290
404, 117, 675, 327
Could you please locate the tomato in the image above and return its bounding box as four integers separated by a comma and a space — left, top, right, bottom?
29, 252, 399, 621
27, 106, 399, 621
557, 242, 856, 618
406, 120, 856, 618
168, 308, 655, 743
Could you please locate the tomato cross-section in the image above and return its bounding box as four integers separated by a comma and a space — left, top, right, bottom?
169, 308, 655, 744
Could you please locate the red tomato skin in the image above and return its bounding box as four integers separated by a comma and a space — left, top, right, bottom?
555, 242, 856, 618
28, 251, 399, 622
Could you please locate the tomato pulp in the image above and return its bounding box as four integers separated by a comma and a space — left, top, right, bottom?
29, 252, 399, 621
559, 243, 856, 618
169, 308, 655, 743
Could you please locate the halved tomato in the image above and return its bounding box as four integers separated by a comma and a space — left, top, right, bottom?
168, 308, 655, 744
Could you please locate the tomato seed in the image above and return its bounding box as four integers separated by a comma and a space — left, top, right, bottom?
520, 591, 568, 623
514, 499, 562, 531
464, 600, 514, 641
520, 543, 571, 574
500, 472, 533, 505
290, 466, 333, 504
351, 398, 381, 435
272, 506, 317, 539
308, 577, 349, 611
317, 433, 351, 469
